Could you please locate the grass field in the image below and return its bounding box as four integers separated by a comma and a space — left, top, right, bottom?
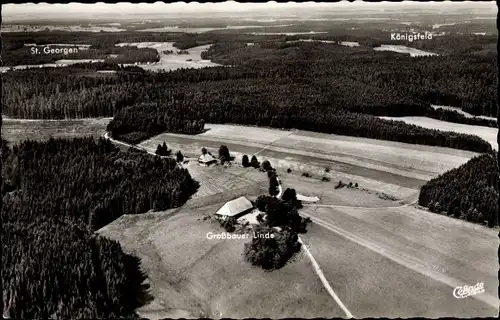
373, 44, 438, 57
106, 123, 498, 318
300, 221, 497, 318
98, 204, 346, 319
98, 184, 498, 318
183, 161, 268, 200
115, 42, 220, 71
139, 123, 478, 200
431, 105, 497, 121
2, 117, 111, 145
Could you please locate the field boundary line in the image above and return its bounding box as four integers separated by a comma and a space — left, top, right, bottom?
301, 213, 500, 309
253, 129, 298, 156
303, 197, 418, 210
298, 236, 354, 319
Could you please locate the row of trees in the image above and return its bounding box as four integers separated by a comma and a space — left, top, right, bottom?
1, 137, 200, 318
155, 142, 172, 156
105, 90, 491, 152
418, 153, 498, 227
242, 154, 260, 168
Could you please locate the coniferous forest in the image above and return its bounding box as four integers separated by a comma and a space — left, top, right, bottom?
3, 36, 495, 153
1, 137, 199, 318
419, 153, 498, 227
1, 21, 498, 318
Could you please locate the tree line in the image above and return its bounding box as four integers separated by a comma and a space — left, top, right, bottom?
2, 31, 182, 66
105, 78, 492, 153
4, 43, 159, 66
202, 40, 497, 117
419, 153, 498, 227
3, 64, 493, 153
1, 137, 199, 318
2, 35, 495, 152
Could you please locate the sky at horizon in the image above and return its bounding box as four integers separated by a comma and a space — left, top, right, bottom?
3, 1, 496, 19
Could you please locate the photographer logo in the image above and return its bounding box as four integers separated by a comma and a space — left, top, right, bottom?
453, 282, 485, 299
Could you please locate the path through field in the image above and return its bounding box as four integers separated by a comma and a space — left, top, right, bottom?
104, 126, 498, 318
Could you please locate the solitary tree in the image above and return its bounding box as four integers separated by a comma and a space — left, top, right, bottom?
250, 155, 260, 168
255, 195, 274, 212
176, 151, 184, 163
262, 160, 272, 172
219, 145, 230, 162
269, 176, 280, 197
282, 188, 297, 202
242, 155, 250, 167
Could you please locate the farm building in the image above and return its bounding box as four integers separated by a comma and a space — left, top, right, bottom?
198, 153, 217, 166
237, 209, 265, 225
215, 196, 254, 221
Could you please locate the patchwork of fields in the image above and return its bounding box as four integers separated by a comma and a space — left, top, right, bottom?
2, 119, 497, 318
139, 123, 480, 201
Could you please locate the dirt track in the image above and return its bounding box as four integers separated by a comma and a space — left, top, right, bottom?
103, 126, 498, 318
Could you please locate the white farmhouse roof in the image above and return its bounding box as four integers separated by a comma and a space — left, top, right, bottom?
198, 153, 216, 163
216, 196, 253, 217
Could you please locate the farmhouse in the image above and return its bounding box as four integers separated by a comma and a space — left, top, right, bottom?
237, 209, 264, 225
198, 153, 217, 166
215, 196, 254, 221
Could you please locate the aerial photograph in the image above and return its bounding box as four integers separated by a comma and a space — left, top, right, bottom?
1, 1, 498, 319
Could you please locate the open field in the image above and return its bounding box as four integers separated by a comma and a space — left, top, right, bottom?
98, 204, 346, 319
0, 42, 220, 72
139, 123, 479, 200
431, 105, 497, 121
97, 167, 498, 318
115, 42, 220, 71
2, 117, 111, 145
300, 219, 497, 318
380, 116, 498, 150
182, 161, 269, 200
373, 45, 438, 57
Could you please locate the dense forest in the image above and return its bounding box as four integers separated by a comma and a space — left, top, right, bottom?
2, 31, 183, 65
3, 59, 494, 153
419, 153, 498, 227
1, 137, 199, 318
4, 44, 159, 65
104, 77, 491, 152
3, 32, 496, 117
202, 40, 497, 117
